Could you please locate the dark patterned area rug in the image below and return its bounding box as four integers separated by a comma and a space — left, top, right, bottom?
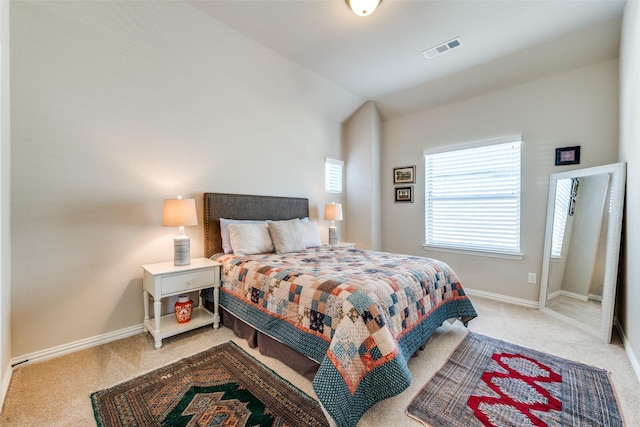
91, 341, 328, 427
406, 332, 623, 427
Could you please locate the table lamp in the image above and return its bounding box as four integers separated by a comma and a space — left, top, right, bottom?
324, 202, 343, 245
162, 196, 198, 266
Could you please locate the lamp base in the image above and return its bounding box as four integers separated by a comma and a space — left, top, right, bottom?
328, 226, 338, 245
174, 234, 191, 266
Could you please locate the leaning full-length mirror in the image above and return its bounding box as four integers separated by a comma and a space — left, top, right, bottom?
539, 162, 626, 343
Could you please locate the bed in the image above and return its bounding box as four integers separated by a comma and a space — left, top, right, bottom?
201, 192, 477, 427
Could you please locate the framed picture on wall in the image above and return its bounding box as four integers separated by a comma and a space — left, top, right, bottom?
393, 166, 415, 184
395, 186, 413, 203
555, 146, 581, 166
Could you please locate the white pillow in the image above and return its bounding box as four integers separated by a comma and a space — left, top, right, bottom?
227, 223, 274, 255
268, 219, 306, 254
300, 220, 322, 248
220, 218, 267, 254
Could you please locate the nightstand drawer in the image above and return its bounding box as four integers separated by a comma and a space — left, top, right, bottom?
161, 269, 215, 294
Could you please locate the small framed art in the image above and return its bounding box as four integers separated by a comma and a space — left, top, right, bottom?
395, 186, 413, 203
555, 146, 581, 166
393, 166, 415, 184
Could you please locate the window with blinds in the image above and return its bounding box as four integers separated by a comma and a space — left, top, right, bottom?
325, 158, 344, 194
551, 178, 573, 258
424, 137, 521, 255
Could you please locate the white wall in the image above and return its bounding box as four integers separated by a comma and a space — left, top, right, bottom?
10, 1, 362, 358
618, 0, 640, 377
0, 0, 11, 409
343, 101, 382, 250
381, 60, 619, 303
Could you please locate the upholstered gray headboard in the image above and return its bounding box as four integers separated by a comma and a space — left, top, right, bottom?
203, 192, 309, 258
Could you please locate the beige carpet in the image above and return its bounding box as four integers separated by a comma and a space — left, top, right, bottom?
1, 296, 639, 426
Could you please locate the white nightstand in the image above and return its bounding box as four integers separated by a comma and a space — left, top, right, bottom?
142, 257, 220, 349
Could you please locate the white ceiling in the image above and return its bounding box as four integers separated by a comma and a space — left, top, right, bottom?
189, 0, 625, 119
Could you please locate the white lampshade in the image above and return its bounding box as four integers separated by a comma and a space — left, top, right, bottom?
162, 197, 198, 227
324, 203, 343, 245
162, 197, 197, 266
324, 202, 343, 222
346, 0, 382, 17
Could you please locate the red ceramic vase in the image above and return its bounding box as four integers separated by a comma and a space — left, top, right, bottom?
174, 295, 193, 323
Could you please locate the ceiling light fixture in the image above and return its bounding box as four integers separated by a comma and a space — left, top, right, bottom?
346, 0, 382, 17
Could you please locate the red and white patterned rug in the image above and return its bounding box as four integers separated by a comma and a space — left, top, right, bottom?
406, 332, 623, 427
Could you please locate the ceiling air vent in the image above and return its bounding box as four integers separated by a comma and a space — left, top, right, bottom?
422, 37, 463, 59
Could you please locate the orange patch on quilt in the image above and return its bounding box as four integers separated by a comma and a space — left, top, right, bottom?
331, 285, 357, 296
363, 335, 377, 351
288, 283, 301, 304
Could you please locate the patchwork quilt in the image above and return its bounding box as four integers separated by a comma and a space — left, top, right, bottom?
214, 246, 477, 427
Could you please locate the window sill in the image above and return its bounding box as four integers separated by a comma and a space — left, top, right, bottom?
422, 245, 524, 260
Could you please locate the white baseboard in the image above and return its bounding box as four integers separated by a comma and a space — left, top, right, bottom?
549, 290, 594, 302
10, 324, 144, 368
559, 290, 589, 302
464, 287, 539, 309
616, 320, 640, 386
548, 290, 561, 300
588, 293, 603, 302
0, 363, 12, 414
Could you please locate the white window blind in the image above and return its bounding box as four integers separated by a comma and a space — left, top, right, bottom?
551, 178, 573, 258
424, 138, 521, 255
325, 158, 344, 194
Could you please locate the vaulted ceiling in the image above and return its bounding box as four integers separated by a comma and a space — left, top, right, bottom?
190, 0, 625, 119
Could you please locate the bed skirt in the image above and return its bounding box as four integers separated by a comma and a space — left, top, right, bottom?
203, 296, 320, 381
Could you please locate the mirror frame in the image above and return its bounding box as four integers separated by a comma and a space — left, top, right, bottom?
539, 162, 626, 343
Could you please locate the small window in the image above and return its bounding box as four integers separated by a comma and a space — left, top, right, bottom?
551, 178, 573, 258
424, 137, 521, 255
325, 158, 343, 194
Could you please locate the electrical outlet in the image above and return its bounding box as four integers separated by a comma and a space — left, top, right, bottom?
528, 273, 537, 284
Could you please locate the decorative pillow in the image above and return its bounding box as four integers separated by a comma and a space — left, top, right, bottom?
227, 223, 274, 256
220, 218, 267, 254
300, 220, 322, 248
268, 219, 306, 254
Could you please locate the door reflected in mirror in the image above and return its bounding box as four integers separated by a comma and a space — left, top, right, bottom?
539, 162, 626, 343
